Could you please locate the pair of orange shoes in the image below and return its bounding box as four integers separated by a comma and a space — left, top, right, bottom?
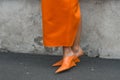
52, 49, 84, 73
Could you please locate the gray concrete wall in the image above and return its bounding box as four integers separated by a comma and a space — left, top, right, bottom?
0, 0, 120, 59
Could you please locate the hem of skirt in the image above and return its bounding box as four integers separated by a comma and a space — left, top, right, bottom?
43, 41, 73, 47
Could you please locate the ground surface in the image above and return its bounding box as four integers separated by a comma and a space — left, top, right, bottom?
0, 52, 120, 80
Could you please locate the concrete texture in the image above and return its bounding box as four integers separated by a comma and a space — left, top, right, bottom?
0, 52, 120, 80
0, 0, 120, 59
80, 0, 120, 59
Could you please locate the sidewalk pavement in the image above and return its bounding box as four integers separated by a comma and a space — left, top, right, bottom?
0, 52, 120, 80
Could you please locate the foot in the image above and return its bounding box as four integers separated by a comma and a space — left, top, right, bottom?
52, 47, 82, 67
72, 46, 84, 58
55, 51, 76, 73
52, 47, 84, 67
52, 56, 80, 67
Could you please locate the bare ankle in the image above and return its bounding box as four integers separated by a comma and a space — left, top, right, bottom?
71, 45, 84, 56
63, 46, 74, 57
71, 45, 80, 52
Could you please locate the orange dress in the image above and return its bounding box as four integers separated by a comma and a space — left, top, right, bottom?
41, 0, 82, 47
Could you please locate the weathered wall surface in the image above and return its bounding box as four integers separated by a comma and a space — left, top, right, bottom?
80, 0, 120, 59
0, 0, 120, 59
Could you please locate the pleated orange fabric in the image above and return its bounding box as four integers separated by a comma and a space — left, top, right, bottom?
41, 0, 82, 47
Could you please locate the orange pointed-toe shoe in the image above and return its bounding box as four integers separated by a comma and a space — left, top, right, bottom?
55, 55, 76, 73
52, 55, 80, 67
52, 48, 84, 67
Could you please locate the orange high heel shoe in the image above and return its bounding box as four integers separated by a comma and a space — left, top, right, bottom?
52, 55, 80, 67
52, 48, 84, 67
55, 55, 76, 73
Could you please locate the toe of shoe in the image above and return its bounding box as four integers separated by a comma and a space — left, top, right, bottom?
52, 60, 63, 67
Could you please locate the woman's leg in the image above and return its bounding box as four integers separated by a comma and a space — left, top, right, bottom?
52, 20, 83, 67
63, 46, 74, 57
71, 18, 84, 56
55, 46, 76, 73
